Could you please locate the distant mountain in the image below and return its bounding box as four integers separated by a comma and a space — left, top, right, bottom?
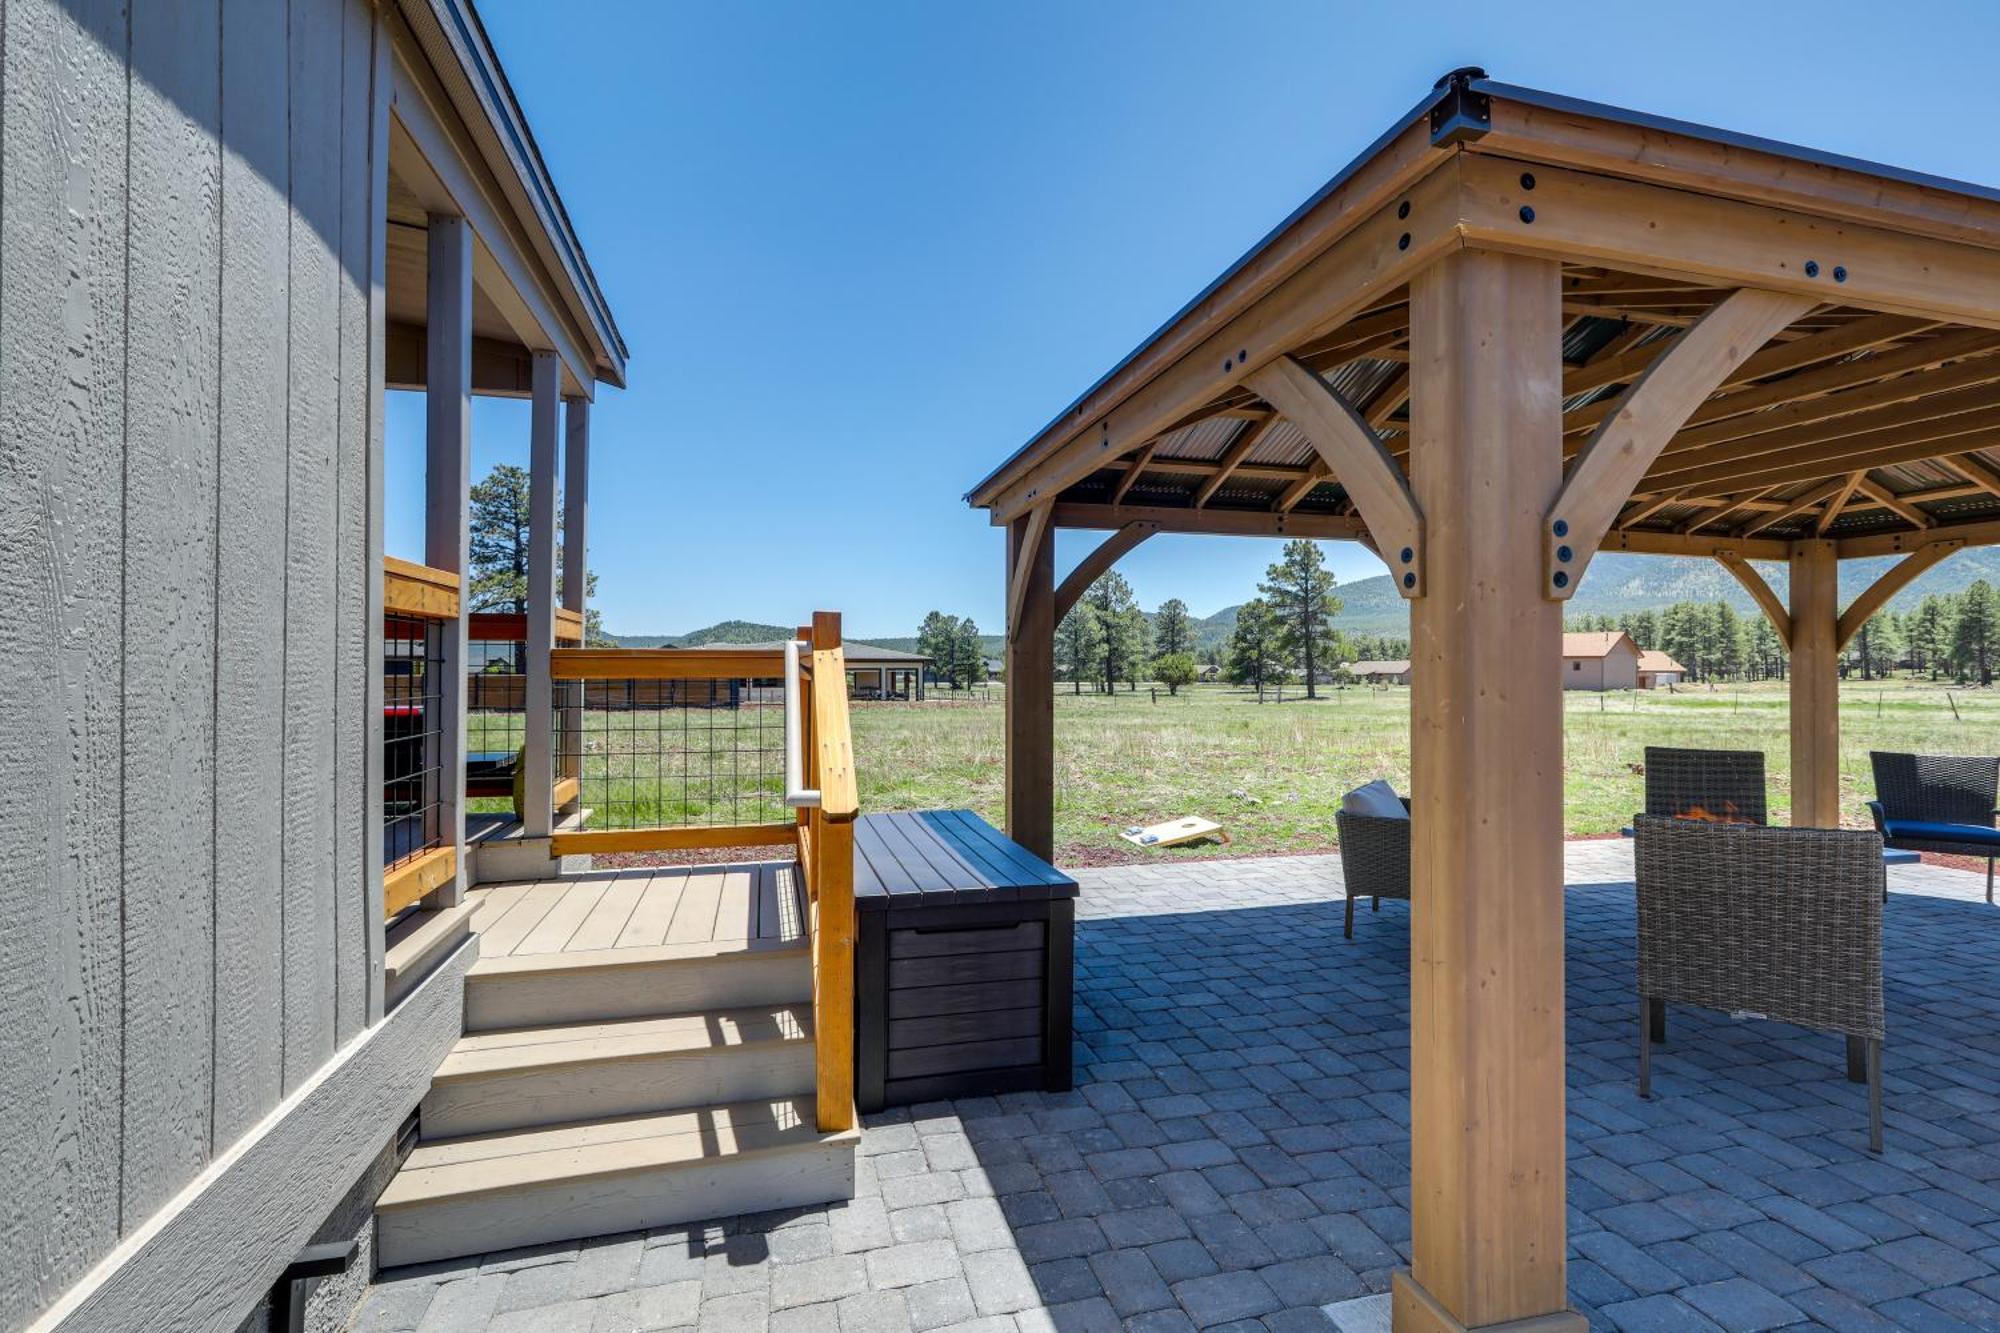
609, 548, 2000, 657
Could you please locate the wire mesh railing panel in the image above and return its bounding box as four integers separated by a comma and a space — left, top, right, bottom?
559, 677, 790, 830
384, 613, 446, 869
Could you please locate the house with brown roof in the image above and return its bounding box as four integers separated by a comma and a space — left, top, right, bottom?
1347, 659, 1414, 685
1562, 631, 1642, 690
1638, 649, 1690, 689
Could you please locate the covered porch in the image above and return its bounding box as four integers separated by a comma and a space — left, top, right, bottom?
968, 71, 2000, 1330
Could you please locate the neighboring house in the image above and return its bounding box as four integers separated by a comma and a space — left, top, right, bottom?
1348, 659, 1414, 685
1562, 631, 1642, 690
3, 3, 626, 1330
1637, 649, 1689, 688
697, 641, 932, 700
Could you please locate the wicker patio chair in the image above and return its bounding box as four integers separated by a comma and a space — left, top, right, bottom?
1334, 797, 1410, 939
1868, 751, 2000, 905
1633, 814, 1887, 1153
1643, 746, 1768, 824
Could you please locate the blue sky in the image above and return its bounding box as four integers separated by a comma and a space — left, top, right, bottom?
385, 1, 2000, 640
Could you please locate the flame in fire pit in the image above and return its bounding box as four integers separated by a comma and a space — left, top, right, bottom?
1676, 802, 1750, 825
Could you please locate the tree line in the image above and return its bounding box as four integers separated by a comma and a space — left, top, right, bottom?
1564, 578, 1997, 685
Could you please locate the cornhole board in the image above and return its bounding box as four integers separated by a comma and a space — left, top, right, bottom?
1120, 816, 1228, 849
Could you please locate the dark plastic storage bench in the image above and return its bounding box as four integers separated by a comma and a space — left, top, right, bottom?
853, 810, 1078, 1112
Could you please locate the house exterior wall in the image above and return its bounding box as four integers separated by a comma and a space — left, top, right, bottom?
1, 0, 387, 1325
1562, 646, 1640, 690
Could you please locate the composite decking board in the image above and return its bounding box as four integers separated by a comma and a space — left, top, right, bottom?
714, 867, 756, 941
881, 810, 991, 899
469, 882, 534, 935
614, 869, 688, 949
564, 872, 650, 953
917, 811, 1021, 898
123, 0, 223, 1221
211, 0, 290, 1153
514, 875, 614, 956
0, 0, 131, 1320
478, 883, 571, 958
857, 816, 956, 898
665, 868, 727, 944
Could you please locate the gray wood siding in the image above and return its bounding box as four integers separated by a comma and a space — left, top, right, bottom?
0, 0, 386, 1325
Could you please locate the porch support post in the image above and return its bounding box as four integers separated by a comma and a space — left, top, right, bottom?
1395, 249, 1582, 1333
1005, 512, 1056, 860
424, 214, 473, 906
523, 352, 561, 840
1789, 539, 1841, 827
560, 396, 590, 793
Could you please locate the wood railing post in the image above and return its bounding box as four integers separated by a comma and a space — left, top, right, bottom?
808, 610, 856, 1132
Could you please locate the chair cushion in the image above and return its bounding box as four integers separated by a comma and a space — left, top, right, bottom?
1883, 818, 2000, 849
1342, 779, 1409, 820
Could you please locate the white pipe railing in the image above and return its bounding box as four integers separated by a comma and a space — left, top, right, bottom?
784, 637, 821, 809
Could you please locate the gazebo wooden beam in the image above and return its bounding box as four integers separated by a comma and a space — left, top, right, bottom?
1853, 478, 1934, 529
1839, 516, 2000, 557
1544, 288, 1814, 599
1005, 503, 1053, 640
1715, 550, 1792, 652
1192, 414, 1279, 508
1457, 156, 2000, 331
1655, 409, 2000, 495
981, 159, 1463, 523
1249, 355, 1427, 596
1790, 540, 1841, 827
1045, 501, 1366, 540
1814, 472, 1868, 537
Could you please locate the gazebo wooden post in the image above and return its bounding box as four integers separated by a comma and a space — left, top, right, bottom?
1789, 539, 1841, 827
1005, 511, 1056, 860
1395, 248, 1583, 1333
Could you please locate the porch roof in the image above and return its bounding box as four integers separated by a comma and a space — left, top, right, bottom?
966, 70, 2000, 558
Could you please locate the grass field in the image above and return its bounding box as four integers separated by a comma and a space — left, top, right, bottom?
462, 677, 2000, 866
848, 678, 2000, 866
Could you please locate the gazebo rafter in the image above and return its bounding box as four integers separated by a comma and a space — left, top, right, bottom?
971, 69, 2000, 1333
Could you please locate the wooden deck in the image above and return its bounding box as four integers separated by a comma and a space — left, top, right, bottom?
468, 862, 805, 958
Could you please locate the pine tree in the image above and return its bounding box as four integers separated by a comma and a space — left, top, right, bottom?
1952, 580, 1997, 684
1909, 595, 1951, 678
953, 618, 987, 686
1258, 540, 1342, 699
1055, 605, 1104, 694
468, 464, 535, 613
1082, 572, 1145, 694
916, 610, 962, 688
1226, 599, 1287, 701
1152, 598, 1193, 660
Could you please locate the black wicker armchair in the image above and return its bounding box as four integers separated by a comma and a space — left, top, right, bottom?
1643, 746, 1768, 824
1633, 814, 1887, 1153
1334, 797, 1410, 939
1868, 751, 2000, 905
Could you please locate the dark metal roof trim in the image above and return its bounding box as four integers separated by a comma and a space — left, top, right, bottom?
430, 0, 630, 378
1471, 79, 2000, 207
964, 81, 1454, 504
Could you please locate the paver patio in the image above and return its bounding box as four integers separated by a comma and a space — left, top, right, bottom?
351, 844, 2000, 1333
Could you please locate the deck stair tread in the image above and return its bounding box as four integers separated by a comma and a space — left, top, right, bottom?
380, 1096, 852, 1207
436, 1004, 812, 1078
468, 932, 805, 978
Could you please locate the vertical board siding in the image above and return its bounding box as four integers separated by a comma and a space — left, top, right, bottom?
2, 0, 391, 1323
0, 0, 130, 1324
212, 0, 291, 1151
120, 0, 222, 1227
333, 0, 374, 1043
282, 0, 345, 1092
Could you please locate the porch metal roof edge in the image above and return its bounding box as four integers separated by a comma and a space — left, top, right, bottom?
961, 80, 1454, 508
413, 0, 631, 386
968, 72, 2000, 511
1472, 79, 2000, 209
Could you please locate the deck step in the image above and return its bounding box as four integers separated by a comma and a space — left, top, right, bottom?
464, 938, 810, 1031
376, 1096, 858, 1268
421, 1004, 816, 1137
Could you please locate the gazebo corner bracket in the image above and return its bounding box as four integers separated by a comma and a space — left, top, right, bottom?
1543, 288, 1818, 600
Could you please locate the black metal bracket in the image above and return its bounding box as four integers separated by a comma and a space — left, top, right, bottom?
267, 1238, 357, 1333
1429, 67, 1491, 147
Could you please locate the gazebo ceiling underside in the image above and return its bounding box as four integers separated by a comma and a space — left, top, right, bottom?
971, 79, 2000, 564
1061, 287, 2000, 547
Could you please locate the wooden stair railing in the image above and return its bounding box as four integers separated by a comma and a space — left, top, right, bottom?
382, 557, 462, 919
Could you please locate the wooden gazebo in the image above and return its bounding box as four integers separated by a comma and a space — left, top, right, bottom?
968, 71, 2000, 1332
